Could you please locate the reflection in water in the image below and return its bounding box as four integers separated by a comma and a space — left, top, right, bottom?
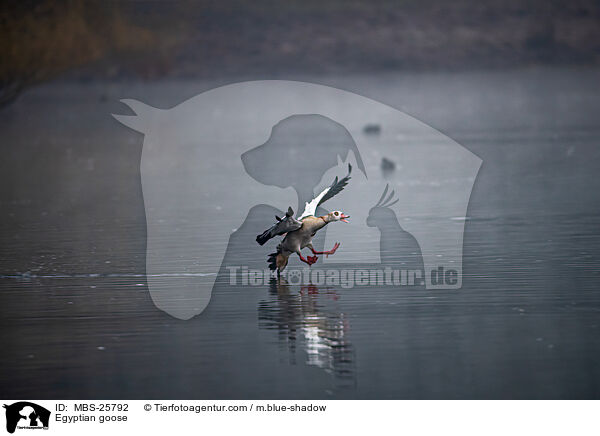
4, 71, 600, 399
258, 279, 356, 389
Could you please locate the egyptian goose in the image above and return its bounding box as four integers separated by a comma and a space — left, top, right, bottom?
256, 164, 352, 274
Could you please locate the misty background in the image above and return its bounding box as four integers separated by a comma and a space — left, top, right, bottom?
2, 0, 600, 105
1, 0, 599, 399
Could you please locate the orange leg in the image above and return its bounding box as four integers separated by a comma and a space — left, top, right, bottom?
310, 242, 340, 257
298, 253, 318, 266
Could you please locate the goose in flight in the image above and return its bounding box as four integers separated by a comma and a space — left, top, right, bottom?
256, 164, 352, 274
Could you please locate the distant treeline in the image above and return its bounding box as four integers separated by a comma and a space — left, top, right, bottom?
1, 0, 599, 105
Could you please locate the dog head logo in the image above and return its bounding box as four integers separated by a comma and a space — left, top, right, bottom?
113, 80, 481, 320
3, 402, 50, 433
241, 114, 366, 199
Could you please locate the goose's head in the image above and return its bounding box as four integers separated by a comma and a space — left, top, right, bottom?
326, 210, 350, 223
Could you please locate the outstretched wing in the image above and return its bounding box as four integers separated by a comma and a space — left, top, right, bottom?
298, 164, 352, 219
256, 206, 303, 245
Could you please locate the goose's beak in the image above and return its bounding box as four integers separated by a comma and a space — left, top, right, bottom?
340, 213, 350, 223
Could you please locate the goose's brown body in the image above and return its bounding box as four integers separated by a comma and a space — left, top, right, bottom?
258, 164, 352, 273
280, 215, 328, 255
271, 213, 345, 273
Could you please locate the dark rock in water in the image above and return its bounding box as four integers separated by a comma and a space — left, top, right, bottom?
363, 123, 381, 135
381, 157, 396, 172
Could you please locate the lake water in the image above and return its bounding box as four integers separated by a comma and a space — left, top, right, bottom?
1, 67, 599, 399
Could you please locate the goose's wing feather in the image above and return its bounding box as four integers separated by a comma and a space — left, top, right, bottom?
298, 186, 329, 220
298, 164, 352, 219
256, 206, 302, 245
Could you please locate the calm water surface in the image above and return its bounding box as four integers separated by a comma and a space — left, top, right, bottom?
1, 68, 599, 398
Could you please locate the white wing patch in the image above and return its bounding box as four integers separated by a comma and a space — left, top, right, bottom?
298, 186, 330, 219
